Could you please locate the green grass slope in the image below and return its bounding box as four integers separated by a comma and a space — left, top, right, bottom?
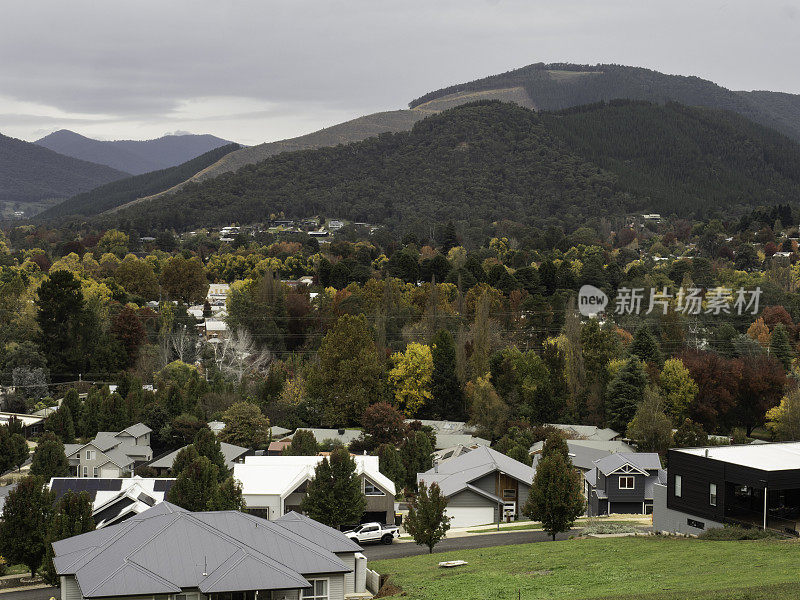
372, 537, 800, 600
410, 63, 800, 143
37, 143, 241, 220
0, 132, 129, 215
105, 100, 800, 232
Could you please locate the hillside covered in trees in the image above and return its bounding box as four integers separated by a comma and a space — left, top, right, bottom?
0, 132, 129, 215
409, 63, 800, 143
106, 101, 800, 233
37, 143, 241, 220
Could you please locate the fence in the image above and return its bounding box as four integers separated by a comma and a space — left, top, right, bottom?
365, 568, 382, 595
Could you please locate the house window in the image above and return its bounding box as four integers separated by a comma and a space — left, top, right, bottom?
301, 579, 328, 600
82, 466, 88, 477
710, 483, 717, 506
503, 489, 516, 499
619, 476, 635, 489
675, 475, 682, 498
85, 450, 95, 460
364, 480, 385, 496
93, 467, 98, 478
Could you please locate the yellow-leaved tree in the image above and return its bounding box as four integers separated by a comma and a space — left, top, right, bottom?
389, 342, 433, 416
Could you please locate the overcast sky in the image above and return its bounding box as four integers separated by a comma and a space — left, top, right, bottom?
2, 0, 798, 145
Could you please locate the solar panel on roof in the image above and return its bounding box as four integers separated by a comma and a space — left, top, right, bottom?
153, 480, 171, 492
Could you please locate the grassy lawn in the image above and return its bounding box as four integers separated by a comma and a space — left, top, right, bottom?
372, 536, 800, 599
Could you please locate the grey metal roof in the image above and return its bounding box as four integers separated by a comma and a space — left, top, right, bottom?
593, 452, 662, 476
434, 433, 491, 450
531, 440, 635, 472
295, 428, 362, 445
274, 511, 362, 553
545, 424, 621, 441
584, 467, 598, 487
119, 423, 152, 438
149, 442, 249, 470
418, 446, 535, 497
52, 503, 354, 597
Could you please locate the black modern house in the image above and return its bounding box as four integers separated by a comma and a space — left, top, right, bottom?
654, 443, 800, 536
584, 453, 665, 516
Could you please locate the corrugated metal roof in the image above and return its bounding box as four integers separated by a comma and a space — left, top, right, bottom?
119, 423, 152, 438
149, 442, 248, 470
274, 511, 362, 553
417, 446, 535, 497
593, 453, 662, 476
52, 503, 354, 597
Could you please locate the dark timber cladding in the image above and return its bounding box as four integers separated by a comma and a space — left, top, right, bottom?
666, 447, 800, 524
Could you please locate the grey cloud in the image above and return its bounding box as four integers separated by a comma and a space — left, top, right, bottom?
1, 0, 798, 142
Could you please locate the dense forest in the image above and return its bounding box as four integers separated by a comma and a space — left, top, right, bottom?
105, 101, 800, 234
37, 143, 241, 220
409, 63, 800, 143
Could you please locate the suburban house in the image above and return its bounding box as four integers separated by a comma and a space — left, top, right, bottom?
234, 454, 396, 524
0, 411, 45, 437
654, 443, 800, 536
417, 446, 535, 528
49, 477, 174, 528
531, 439, 634, 474
584, 453, 665, 516
546, 423, 621, 442
295, 428, 364, 447
51, 502, 371, 600
406, 419, 491, 450
433, 442, 487, 463
148, 442, 250, 476
64, 423, 152, 478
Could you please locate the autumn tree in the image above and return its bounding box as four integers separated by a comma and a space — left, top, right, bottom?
389, 343, 433, 416
362, 402, 406, 446
626, 387, 673, 454
658, 358, 698, 424
734, 354, 786, 435
466, 374, 508, 440
306, 314, 386, 426
160, 255, 209, 304
767, 388, 800, 441
301, 447, 366, 529
404, 482, 450, 553
219, 401, 270, 449
680, 350, 742, 432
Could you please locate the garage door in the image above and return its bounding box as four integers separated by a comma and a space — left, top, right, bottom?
446, 506, 495, 529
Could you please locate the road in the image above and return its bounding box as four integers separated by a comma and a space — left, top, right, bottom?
0, 588, 57, 600
361, 527, 582, 560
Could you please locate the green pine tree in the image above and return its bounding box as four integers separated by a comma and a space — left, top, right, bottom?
167, 456, 219, 511
629, 325, 663, 367
193, 427, 228, 481
431, 329, 464, 419
30, 433, 70, 480
605, 357, 648, 432
0, 476, 55, 576
301, 447, 366, 529
41, 491, 95, 586
770, 323, 794, 371
378, 443, 405, 492
283, 429, 319, 455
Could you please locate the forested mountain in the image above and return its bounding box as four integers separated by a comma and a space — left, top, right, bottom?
36, 143, 241, 220
105, 100, 800, 232
35, 130, 234, 175
0, 132, 129, 216
410, 63, 800, 143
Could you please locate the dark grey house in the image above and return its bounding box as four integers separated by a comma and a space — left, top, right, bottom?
585, 453, 665, 516
654, 443, 800, 536
52, 502, 369, 600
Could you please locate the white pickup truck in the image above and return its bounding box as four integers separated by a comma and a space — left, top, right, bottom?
344, 522, 401, 545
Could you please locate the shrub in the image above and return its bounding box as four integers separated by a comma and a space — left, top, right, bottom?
698, 525, 781, 540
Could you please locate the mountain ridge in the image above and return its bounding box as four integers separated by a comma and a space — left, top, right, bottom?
35, 129, 235, 175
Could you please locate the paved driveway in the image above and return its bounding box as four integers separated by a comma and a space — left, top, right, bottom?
361, 528, 582, 560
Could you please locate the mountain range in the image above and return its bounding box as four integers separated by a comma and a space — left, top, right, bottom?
34, 130, 234, 175
101, 100, 800, 233
0, 132, 129, 217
